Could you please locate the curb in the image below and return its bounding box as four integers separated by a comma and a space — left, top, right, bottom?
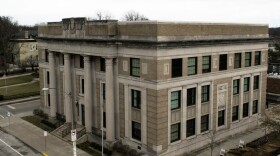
0, 96, 40, 106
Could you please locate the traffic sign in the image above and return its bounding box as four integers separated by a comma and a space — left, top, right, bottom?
7, 112, 10, 117
44, 131, 47, 137
71, 129, 77, 142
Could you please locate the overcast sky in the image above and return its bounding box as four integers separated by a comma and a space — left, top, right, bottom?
1, 0, 279, 27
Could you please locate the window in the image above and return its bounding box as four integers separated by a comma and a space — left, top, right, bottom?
132, 89, 141, 109
188, 57, 197, 75
233, 79, 240, 95
232, 106, 239, 122
171, 91, 181, 110
171, 123, 180, 142
218, 110, 225, 127
255, 51, 261, 65
47, 94, 50, 107
76, 102, 79, 117
46, 71, 50, 85
103, 112, 106, 128
102, 83, 106, 101
201, 85, 210, 103
100, 58, 105, 72
254, 75, 259, 90
130, 58, 140, 77
245, 52, 252, 67
202, 56, 211, 73
187, 118, 195, 137
80, 78, 84, 94
187, 88, 196, 106
201, 115, 209, 132
243, 103, 249, 118
253, 100, 258, 114
219, 54, 227, 71
61, 54, 64, 65
172, 58, 182, 78
132, 121, 141, 141
234, 53, 241, 68
244, 77, 250, 92
80, 55, 84, 68
45, 50, 49, 62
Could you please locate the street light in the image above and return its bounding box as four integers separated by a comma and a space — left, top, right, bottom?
43, 87, 77, 156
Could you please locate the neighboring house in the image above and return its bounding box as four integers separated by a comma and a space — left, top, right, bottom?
37, 18, 268, 155
11, 31, 38, 66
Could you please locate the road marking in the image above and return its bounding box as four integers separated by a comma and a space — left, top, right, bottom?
7, 105, 16, 110
0, 114, 4, 118
0, 138, 24, 156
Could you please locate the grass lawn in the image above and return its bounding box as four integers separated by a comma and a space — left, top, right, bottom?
0, 81, 39, 96
77, 142, 101, 156
0, 75, 34, 87
21, 115, 55, 132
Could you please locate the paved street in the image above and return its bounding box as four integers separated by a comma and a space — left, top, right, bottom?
0, 99, 90, 156
0, 100, 40, 118
0, 100, 41, 155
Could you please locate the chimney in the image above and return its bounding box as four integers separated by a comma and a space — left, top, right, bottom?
24, 31, 29, 39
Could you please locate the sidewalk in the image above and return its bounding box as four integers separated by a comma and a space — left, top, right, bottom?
195, 128, 265, 156
0, 96, 40, 106
0, 113, 91, 156
0, 73, 32, 80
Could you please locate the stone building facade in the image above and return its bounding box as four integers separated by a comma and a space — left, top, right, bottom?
38, 18, 268, 155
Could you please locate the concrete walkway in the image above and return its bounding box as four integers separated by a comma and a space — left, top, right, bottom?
195, 128, 266, 156
0, 73, 32, 80
0, 113, 91, 156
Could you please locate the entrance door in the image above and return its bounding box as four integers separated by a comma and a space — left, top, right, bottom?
81, 104, 85, 126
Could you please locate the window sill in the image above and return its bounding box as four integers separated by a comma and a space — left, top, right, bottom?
170, 140, 181, 146
186, 135, 196, 140
79, 93, 84, 97
200, 130, 209, 135
231, 120, 239, 124
217, 125, 226, 131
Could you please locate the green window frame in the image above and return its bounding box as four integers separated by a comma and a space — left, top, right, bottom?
245, 52, 251, 67
171, 91, 181, 110
201, 85, 210, 103
171, 123, 181, 142
234, 53, 242, 68
188, 57, 197, 75
232, 106, 239, 122
131, 89, 141, 109
202, 56, 211, 73
244, 77, 250, 92
233, 79, 240, 95
130, 58, 140, 77
187, 87, 196, 106
201, 114, 209, 132
132, 121, 141, 141
254, 51, 261, 65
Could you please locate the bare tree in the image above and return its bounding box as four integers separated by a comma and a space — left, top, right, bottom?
122, 10, 149, 21
260, 106, 280, 136
93, 11, 113, 20
25, 55, 38, 71
0, 16, 19, 74
207, 130, 216, 156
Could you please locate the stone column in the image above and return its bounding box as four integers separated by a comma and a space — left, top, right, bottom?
113, 59, 120, 139
64, 53, 72, 123
196, 84, 201, 135
105, 58, 115, 141
240, 77, 244, 120
84, 56, 93, 132
92, 58, 97, 128
49, 52, 57, 118
249, 75, 254, 116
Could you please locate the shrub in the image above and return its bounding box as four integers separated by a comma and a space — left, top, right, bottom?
41, 119, 57, 129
